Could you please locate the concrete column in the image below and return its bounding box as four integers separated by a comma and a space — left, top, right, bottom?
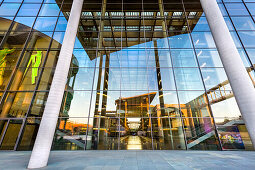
27, 0, 84, 168
200, 0, 255, 149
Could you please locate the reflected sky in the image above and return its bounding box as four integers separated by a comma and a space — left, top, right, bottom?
0, 1, 250, 120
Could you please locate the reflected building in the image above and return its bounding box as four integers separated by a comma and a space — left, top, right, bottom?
0, 0, 255, 153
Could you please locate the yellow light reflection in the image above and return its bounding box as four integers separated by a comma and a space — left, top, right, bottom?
126, 136, 142, 150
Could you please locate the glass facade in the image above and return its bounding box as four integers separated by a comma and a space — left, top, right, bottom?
0, 0, 254, 151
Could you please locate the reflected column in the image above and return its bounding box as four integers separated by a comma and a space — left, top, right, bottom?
92, 0, 108, 150
200, 0, 255, 149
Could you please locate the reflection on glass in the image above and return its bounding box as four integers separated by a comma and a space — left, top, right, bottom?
231, 16, 255, 30
238, 31, 255, 47
184, 117, 220, 150
17, 118, 40, 151
174, 68, 204, 90
178, 91, 212, 118
0, 119, 22, 150
171, 49, 198, 67
60, 91, 92, 117
210, 93, 241, 118
119, 117, 153, 150
196, 49, 223, 67
215, 117, 253, 150
201, 68, 231, 90
87, 117, 119, 150
1, 0, 255, 151
192, 32, 216, 48
0, 92, 33, 118
152, 117, 186, 150
53, 118, 87, 150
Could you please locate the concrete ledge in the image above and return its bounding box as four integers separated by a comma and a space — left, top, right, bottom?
0, 151, 255, 170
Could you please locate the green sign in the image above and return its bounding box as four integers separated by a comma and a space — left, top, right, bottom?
24, 51, 42, 84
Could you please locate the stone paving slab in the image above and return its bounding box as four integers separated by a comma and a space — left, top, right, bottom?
0, 151, 254, 170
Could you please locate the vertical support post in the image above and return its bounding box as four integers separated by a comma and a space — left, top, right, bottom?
200, 0, 255, 149
27, 0, 84, 168
92, 0, 107, 150
125, 101, 128, 129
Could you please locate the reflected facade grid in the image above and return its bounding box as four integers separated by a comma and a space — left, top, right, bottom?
0, 0, 254, 151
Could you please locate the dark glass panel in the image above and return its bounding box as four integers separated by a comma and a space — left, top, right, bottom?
1, 31, 30, 51
37, 68, 55, 91
0, 92, 33, 118
10, 50, 48, 90
29, 92, 49, 117
43, 50, 59, 68
87, 117, 119, 150
0, 119, 8, 143
10, 67, 41, 91
152, 117, 186, 150
0, 119, 22, 150
53, 118, 87, 150
17, 118, 40, 151
184, 117, 220, 150
0, 67, 14, 91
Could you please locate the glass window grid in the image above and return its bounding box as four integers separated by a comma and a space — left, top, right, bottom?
0, 0, 254, 151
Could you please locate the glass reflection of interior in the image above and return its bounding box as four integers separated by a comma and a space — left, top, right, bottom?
0, 0, 254, 151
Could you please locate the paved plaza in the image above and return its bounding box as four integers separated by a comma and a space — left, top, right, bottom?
0, 151, 255, 170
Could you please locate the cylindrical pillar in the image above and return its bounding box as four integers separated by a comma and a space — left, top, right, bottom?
27, 0, 84, 168
200, 0, 255, 149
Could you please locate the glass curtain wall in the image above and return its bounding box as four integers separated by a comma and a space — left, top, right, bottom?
0, 0, 254, 151
0, 0, 71, 150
